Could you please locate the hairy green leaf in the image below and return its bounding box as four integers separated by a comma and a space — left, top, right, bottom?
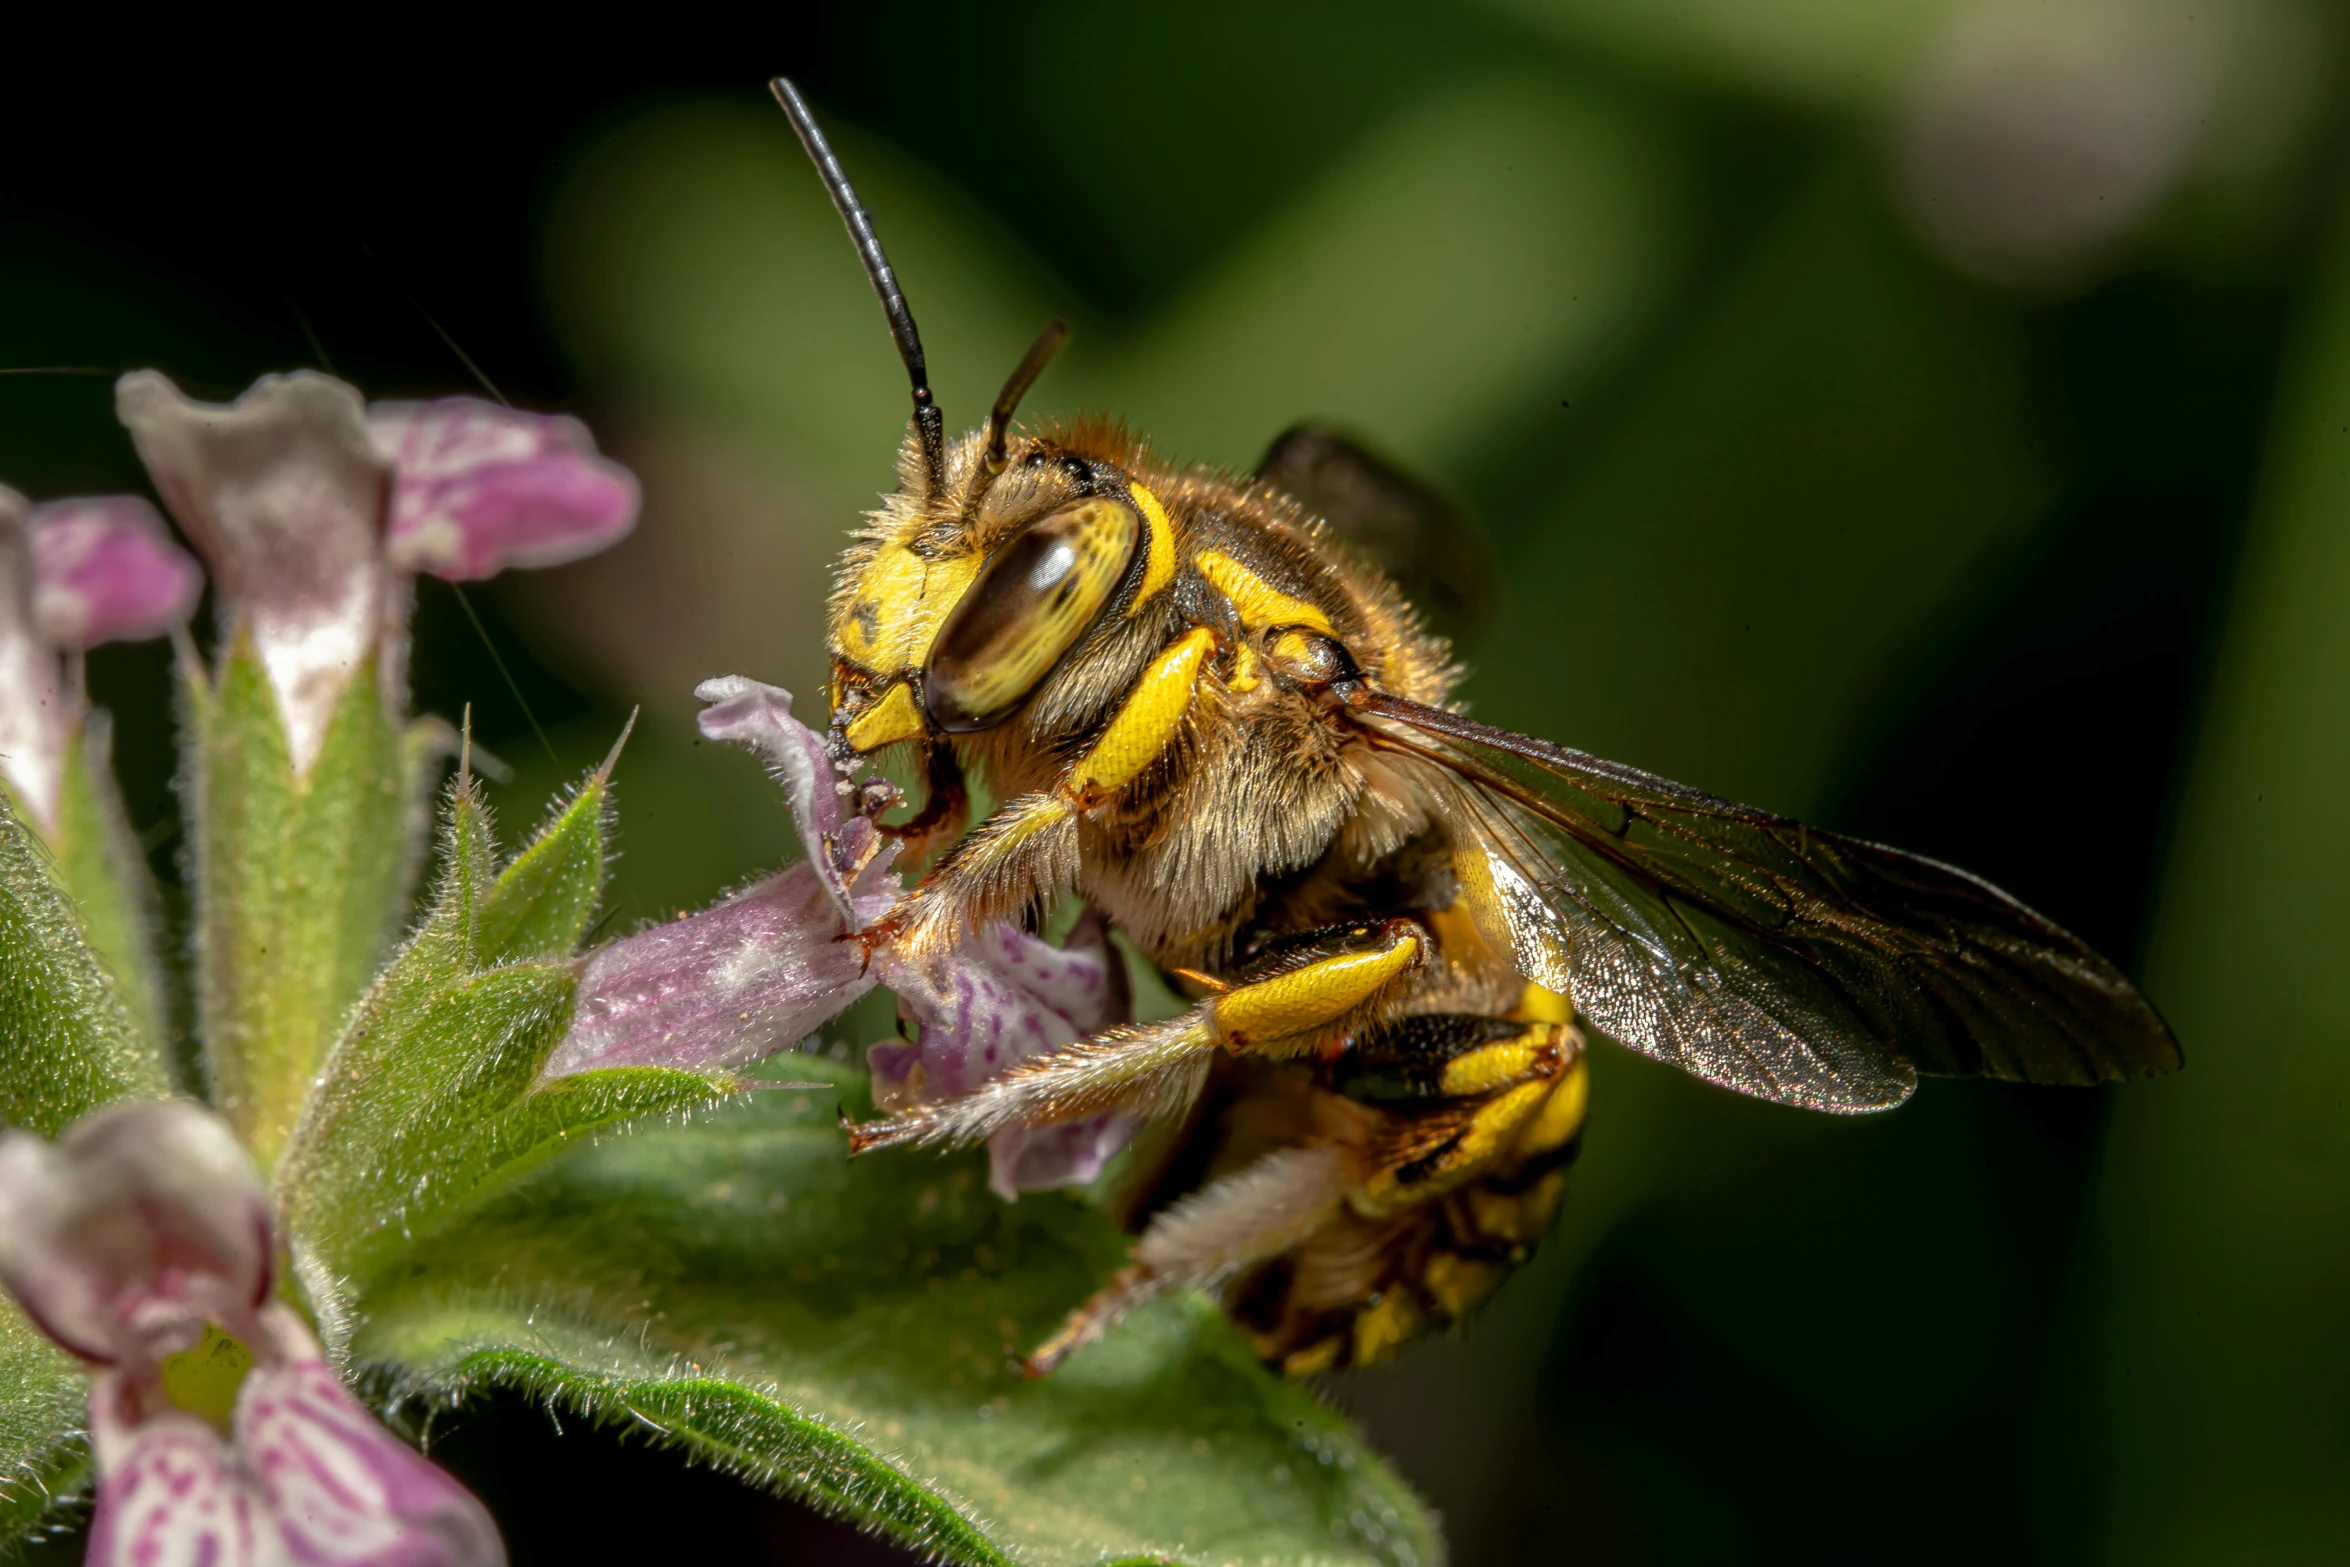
280, 771, 718, 1287
355, 1061, 1439, 1567
0, 779, 162, 1136
187, 639, 419, 1168
0, 1302, 85, 1554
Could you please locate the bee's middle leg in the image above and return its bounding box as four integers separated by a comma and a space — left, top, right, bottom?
845, 916, 1433, 1155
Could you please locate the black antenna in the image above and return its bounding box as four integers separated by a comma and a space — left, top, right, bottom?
770, 77, 946, 493
982, 319, 1068, 476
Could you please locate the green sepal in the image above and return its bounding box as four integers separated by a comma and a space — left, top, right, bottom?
472, 763, 610, 965
279, 767, 717, 1289
353, 1061, 1438, 1567
0, 780, 157, 1550
0, 777, 162, 1135
187, 636, 416, 1169
44, 717, 170, 1068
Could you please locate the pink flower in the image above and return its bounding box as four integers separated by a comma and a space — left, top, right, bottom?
542, 677, 1137, 1197
0, 1102, 503, 1567
116, 371, 637, 775
0, 486, 201, 831
371, 401, 637, 582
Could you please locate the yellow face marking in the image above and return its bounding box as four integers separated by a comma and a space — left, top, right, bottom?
1438, 1036, 1544, 1097
1514, 1060, 1589, 1156
1127, 483, 1179, 613
1069, 627, 1213, 799
1194, 550, 1335, 636
843, 681, 927, 753
1351, 1288, 1426, 1366
1212, 933, 1419, 1046
1423, 1252, 1504, 1321
835, 544, 981, 676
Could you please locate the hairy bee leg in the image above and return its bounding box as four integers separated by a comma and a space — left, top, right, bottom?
845, 918, 1430, 1153
1025, 1144, 1361, 1375
884, 628, 1217, 954
846, 1012, 1217, 1155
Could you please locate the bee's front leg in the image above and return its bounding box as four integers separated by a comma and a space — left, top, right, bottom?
867, 627, 1218, 957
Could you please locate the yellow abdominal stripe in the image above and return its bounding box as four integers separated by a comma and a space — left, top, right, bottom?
1194, 550, 1335, 636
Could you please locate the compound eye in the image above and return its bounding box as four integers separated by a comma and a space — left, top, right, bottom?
923, 498, 1140, 732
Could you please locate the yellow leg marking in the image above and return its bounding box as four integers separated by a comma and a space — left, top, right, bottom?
1423, 1253, 1504, 1321
1228, 641, 1262, 693
1068, 628, 1212, 798
1127, 482, 1179, 612
1514, 1060, 1589, 1156
1351, 1288, 1427, 1366
1194, 550, 1335, 636
834, 543, 980, 675
1212, 932, 1420, 1046
844, 681, 927, 753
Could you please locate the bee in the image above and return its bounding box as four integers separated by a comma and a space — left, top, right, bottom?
770, 80, 2182, 1377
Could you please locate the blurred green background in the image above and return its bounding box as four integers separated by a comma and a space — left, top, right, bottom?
4, 3, 2347, 1561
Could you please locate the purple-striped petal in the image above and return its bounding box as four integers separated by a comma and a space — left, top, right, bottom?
0, 485, 67, 830
873, 913, 1139, 1199
85, 1308, 504, 1567
86, 1381, 267, 1567
26, 495, 203, 650
0, 1103, 271, 1368
370, 399, 636, 582
541, 862, 875, 1079
693, 675, 897, 919
236, 1308, 503, 1566
117, 371, 388, 777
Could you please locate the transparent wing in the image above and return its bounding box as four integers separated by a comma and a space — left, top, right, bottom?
1345, 689, 2181, 1113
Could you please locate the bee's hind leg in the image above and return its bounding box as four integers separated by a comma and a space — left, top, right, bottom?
1023, 1142, 1365, 1376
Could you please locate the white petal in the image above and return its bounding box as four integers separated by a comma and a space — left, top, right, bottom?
117, 371, 389, 776
0, 486, 66, 831
0, 1102, 269, 1367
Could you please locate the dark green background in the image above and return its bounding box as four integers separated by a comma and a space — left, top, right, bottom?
4, 6, 2345, 1562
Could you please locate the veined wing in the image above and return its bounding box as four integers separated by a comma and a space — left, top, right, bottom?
1341, 688, 2181, 1113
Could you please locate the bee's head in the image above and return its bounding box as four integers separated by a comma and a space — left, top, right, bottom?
826, 425, 1176, 759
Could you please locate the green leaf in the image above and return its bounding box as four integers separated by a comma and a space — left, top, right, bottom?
0, 776, 162, 1136
354, 1062, 1439, 1567
280, 769, 721, 1288
187, 637, 419, 1168
45, 720, 169, 1067
0, 1301, 86, 1553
